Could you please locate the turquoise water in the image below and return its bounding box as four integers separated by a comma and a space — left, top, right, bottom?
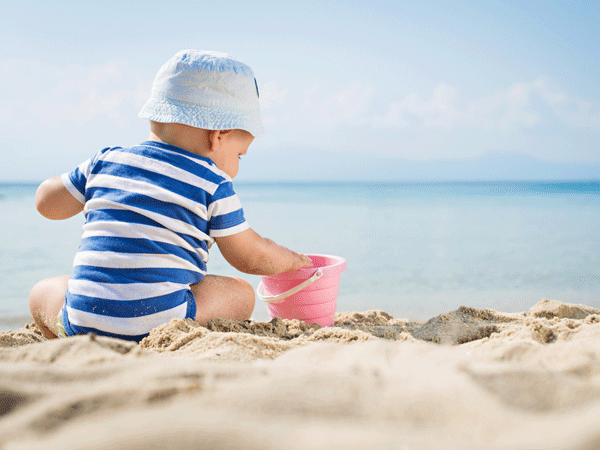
1, 181, 599, 330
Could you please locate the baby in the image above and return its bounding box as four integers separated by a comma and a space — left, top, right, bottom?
29, 50, 311, 341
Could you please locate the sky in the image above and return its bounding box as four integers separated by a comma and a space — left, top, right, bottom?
1, 0, 599, 181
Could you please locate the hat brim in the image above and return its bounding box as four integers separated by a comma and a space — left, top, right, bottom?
139, 96, 266, 138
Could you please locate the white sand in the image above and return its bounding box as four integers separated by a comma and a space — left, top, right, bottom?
1, 298, 600, 450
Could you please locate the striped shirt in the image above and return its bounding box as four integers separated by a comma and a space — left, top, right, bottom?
60, 141, 249, 341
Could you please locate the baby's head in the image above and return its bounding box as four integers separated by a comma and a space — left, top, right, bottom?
139, 50, 264, 178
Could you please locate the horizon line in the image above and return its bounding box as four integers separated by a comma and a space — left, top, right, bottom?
2, 178, 599, 186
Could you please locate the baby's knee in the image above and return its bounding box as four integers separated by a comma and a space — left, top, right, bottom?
232, 277, 256, 319
191, 275, 256, 323
29, 275, 69, 316
28, 275, 68, 339
29, 278, 50, 314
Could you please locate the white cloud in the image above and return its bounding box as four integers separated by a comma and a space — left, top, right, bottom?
252, 75, 599, 163
381, 84, 462, 129
300, 83, 320, 112
465, 82, 540, 131
259, 81, 289, 110
317, 83, 374, 125
568, 98, 600, 129
2, 57, 597, 164
528, 78, 600, 130
370, 78, 600, 133
531, 78, 566, 105
260, 81, 375, 131
0, 59, 151, 132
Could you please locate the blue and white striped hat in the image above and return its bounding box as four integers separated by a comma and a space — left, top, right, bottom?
139, 50, 265, 137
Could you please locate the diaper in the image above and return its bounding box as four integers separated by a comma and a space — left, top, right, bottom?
56, 308, 67, 338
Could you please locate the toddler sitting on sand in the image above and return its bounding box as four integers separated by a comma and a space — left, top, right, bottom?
29, 50, 311, 341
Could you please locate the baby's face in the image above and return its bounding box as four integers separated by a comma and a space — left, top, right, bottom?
215, 129, 254, 178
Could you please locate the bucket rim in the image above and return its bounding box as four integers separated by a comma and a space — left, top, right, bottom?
262, 254, 346, 280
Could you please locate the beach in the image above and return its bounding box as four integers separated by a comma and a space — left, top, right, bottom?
3, 1, 600, 448
2, 298, 600, 449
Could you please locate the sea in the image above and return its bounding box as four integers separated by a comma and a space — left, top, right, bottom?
1, 180, 599, 331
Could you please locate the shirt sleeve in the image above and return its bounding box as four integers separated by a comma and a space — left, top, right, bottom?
208, 181, 250, 237
60, 147, 111, 204
61, 158, 93, 204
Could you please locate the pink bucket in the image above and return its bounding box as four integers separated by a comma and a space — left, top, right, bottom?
257, 254, 346, 327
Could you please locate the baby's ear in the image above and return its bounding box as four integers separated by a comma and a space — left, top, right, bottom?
208, 129, 234, 150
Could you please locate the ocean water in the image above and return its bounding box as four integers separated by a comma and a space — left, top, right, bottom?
1, 181, 599, 330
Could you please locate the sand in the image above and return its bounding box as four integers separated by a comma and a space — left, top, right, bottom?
1, 298, 600, 449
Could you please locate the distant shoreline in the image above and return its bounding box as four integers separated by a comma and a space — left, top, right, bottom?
2, 179, 599, 187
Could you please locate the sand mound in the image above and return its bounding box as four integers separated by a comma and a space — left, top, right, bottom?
0, 323, 46, 348
528, 298, 600, 320
139, 315, 377, 361
411, 305, 519, 344
2, 298, 600, 450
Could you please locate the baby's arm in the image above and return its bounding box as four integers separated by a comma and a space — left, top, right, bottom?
35, 176, 84, 220
215, 228, 312, 276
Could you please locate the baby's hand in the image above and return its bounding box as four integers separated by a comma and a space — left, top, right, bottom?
297, 253, 313, 269
285, 249, 312, 272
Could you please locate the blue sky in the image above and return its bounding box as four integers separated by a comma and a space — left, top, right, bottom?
1, 0, 599, 181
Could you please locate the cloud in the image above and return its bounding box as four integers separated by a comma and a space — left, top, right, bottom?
0, 59, 151, 132
317, 83, 374, 125
259, 81, 291, 127
259, 81, 289, 110
364, 77, 599, 133
252, 74, 599, 162
569, 98, 600, 129
371, 81, 544, 132
259, 75, 600, 139
530, 78, 600, 131
5, 57, 596, 137
300, 83, 320, 112
465, 82, 540, 131
2, 57, 598, 165
532, 77, 567, 105
381, 84, 461, 129
261, 81, 375, 130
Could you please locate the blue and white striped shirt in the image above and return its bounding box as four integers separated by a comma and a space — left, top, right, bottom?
60, 141, 249, 341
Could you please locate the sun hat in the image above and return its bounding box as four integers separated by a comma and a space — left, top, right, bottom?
139, 50, 265, 137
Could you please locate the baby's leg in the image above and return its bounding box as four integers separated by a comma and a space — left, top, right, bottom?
190, 275, 255, 326
29, 275, 69, 339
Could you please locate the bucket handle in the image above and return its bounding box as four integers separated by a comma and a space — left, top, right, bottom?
257, 269, 323, 304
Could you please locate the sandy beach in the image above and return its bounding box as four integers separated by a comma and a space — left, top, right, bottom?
1, 298, 600, 449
